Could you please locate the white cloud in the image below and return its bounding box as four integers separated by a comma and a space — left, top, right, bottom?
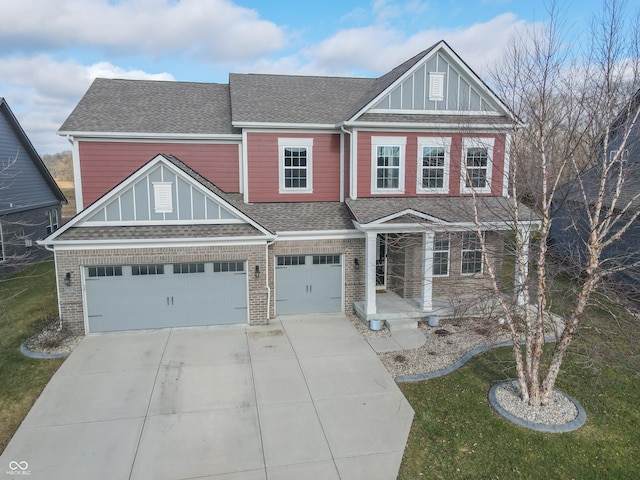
1, 55, 175, 153
0, 0, 285, 62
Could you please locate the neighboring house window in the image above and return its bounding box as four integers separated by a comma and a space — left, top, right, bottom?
610, 149, 629, 162
418, 137, 451, 193
371, 136, 406, 194
279, 138, 313, 194
461, 138, 494, 194
461, 232, 483, 275
433, 232, 450, 276
153, 182, 174, 213
47, 209, 59, 235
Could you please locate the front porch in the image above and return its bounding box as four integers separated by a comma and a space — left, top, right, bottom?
353, 290, 496, 325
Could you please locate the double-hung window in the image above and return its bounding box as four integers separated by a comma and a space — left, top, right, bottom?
418, 137, 451, 193
46, 209, 59, 235
433, 232, 450, 276
461, 232, 484, 275
461, 138, 494, 194
279, 138, 313, 193
371, 136, 406, 194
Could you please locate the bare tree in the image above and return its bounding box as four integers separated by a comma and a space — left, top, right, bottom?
473, 0, 640, 406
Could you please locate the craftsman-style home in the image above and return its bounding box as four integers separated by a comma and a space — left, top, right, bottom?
43, 40, 534, 334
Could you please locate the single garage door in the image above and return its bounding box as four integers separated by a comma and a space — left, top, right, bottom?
275, 254, 343, 315
85, 261, 247, 333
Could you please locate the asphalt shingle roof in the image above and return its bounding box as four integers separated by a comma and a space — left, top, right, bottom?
59, 224, 262, 241
229, 73, 375, 125
59, 79, 238, 135
346, 196, 539, 225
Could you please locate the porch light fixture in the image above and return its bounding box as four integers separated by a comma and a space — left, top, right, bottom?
354, 258, 360, 269
64, 272, 72, 286
255, 265, 260, 278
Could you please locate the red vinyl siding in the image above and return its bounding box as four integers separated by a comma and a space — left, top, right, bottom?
247, 132, 341, 202
356, 131, 505, 198
79, 141, 240, 207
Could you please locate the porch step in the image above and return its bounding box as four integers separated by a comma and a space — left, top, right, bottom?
385, 317, 419, 332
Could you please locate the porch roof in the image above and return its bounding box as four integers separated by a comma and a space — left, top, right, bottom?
346, 196, 539, 226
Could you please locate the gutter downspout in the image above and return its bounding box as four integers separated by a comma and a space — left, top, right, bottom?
44, 244, 64, 332
340, 124, 354, 199
265, 238, 276, 322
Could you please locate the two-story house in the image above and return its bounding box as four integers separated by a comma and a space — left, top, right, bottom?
42, 40, 535, 335
1, 97, 66, 276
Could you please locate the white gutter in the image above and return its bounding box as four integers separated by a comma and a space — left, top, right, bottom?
58, 131, 242, 141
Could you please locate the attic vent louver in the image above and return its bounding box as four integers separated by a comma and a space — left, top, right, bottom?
153, 182, 173, 214
429, 72, 445, 101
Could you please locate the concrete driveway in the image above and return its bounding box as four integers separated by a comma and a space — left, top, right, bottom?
1, 314, 413, 480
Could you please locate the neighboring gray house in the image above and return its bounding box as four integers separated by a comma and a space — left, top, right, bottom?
0, 97, 67, 276
550, 89, 640, 293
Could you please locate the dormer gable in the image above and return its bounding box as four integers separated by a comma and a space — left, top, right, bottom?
351, 41, 514, 120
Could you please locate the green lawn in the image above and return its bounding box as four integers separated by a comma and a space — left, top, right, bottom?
0, 259, 64, 454
398, 287, 640, 479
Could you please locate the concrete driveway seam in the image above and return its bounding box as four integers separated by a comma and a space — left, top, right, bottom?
244, 328, 268, 478
127, 328, 172, 480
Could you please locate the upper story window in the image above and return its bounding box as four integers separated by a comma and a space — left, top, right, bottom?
371, 136, 406, 194
461, 138, 494, 194
279, 138, 313, 194
418, 137, 451, 194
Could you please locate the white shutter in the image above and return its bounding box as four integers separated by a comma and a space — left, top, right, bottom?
153, 182, 173, 213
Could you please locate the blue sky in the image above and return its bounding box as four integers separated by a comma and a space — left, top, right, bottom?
0, 0, 614, 153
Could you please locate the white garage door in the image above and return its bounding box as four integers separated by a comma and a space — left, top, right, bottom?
85, 261, 247, 333
275, 254, 343, 315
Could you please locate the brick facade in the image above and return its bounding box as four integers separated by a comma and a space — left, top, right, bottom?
55, 243, 268, 334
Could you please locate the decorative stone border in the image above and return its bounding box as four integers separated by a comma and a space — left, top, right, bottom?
20, 343, 70, 359
488, 380, 587, 433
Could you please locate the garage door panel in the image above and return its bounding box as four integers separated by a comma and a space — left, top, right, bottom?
275, 255, 343, 315
85, 262, 247, 333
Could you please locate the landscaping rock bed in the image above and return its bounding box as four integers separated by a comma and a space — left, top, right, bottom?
22, 319, 82, 358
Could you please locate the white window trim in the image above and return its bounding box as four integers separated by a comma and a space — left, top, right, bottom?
417, 137, 451, 194
429, 72, 445, 101
47, 209, 59, 234
0, 222, 4, 262
278, 138, 313, 194
461, 232, 484, 275
432, 232, 450, 277
610, 149, 629, 162
371, 136, 406, 194
461, 137, 494, 194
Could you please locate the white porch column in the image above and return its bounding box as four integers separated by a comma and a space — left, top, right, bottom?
422, 230, 434, 311
515, 226, 531, 306
365, 231, 378, 316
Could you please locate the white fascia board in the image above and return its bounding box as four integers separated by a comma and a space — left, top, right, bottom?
40, 236, 276, 250
57, 131, 242, 142
340, 121, 515, 132
82, 219, 244, 227
353, 219, 540, 233
275, 230, 364, 241
232, 122, 336, 130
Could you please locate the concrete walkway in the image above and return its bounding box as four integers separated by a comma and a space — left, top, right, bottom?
1, 314, 413, 480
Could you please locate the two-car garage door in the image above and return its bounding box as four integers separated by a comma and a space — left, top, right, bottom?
84, 261, 247, 333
